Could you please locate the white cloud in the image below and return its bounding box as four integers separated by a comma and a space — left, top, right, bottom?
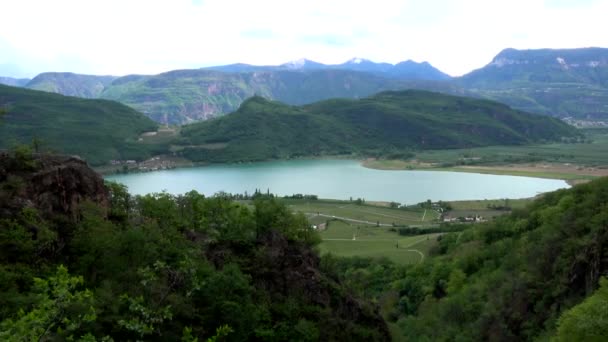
0, 0, 606, 77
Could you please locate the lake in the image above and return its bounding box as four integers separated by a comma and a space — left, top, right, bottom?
105, 159, 569, 204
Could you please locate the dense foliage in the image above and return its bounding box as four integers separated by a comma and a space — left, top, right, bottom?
328, 176, 608, 340
0, 152, 388, 341
177, 90, 578, 163
0, 84, 160, 165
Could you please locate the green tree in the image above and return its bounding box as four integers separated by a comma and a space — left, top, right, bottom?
554, 277, 608, 342
0, 265, 96, 341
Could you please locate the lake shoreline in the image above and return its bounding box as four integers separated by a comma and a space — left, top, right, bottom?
105, 159, 569, 203
98, 155, 600, 187
360, 159, 605, 186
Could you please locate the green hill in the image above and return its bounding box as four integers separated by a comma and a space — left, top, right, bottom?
459, 48, 608, 119
393, 176, 608, 340
27, 72, 117, 98
176, 90, 579, 163
0, 84, 158, 165
100, 69, 464, 125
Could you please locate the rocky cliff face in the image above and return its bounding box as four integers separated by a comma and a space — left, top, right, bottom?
0, 152, 108, 220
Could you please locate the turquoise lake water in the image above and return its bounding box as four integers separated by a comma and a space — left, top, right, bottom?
106, 159, 569, 204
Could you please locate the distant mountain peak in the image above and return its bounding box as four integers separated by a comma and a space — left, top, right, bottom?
346, 57, 368, 64
282, 58, 309, 69
280, 58, 324, 70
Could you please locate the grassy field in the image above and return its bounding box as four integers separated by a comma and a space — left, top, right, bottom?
277, 199, 442, 264
282, 199, 439, 226
316, 220, 440, 264
319, 221, 438, 264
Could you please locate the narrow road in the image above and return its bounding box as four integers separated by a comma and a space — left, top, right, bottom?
305, 213, 393, 226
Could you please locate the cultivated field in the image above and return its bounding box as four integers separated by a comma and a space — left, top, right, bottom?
317, 221, 440, 264
283, 199, 439, 226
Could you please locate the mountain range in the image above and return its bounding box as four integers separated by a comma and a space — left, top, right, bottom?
460, 47, 608, 119
2, 48, 608, 124
100, 69, 466, 124
203, 57, 451, 80
0, 59, 458, 124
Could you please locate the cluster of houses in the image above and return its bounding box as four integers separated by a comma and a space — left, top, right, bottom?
441, 215, 485, 223
110, 157, 176, 172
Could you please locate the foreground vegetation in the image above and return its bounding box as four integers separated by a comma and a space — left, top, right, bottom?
326, 176, 608, 340
3, 149, 608, 340
0, 151, 388, 341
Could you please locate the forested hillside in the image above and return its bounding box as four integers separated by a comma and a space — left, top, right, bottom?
177, 90, 579, 163
326, 176, 608, 340
0, 152, 390, 341
0, 84, 158, 165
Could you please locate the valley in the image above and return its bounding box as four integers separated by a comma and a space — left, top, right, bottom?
2, 30, 608, 340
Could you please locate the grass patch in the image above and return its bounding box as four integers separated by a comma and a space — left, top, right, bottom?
318, 233, 439, 264
283, 199, 438, 226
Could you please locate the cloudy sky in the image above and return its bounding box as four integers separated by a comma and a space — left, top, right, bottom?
1, 0, 606, 78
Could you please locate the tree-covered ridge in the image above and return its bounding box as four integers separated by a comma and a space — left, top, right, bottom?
0, 152, 389, 341
0, 84, 159, 165
177, 90, 579, 163
327, 176, 608, 340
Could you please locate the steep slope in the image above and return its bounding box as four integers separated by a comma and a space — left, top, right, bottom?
459, 47, 608, 119
0, 77, 30, 87
176, 90, 578, 163
394, 176, 608, 340
27, 72, 118, 98
101, 69, 461, 124
0, 153, 390, 341
0, 84, 157, 165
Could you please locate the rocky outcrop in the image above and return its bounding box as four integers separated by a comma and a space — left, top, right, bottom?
0, 152, 108, 220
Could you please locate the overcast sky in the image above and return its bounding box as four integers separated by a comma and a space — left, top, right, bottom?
1, 0, 606, 78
